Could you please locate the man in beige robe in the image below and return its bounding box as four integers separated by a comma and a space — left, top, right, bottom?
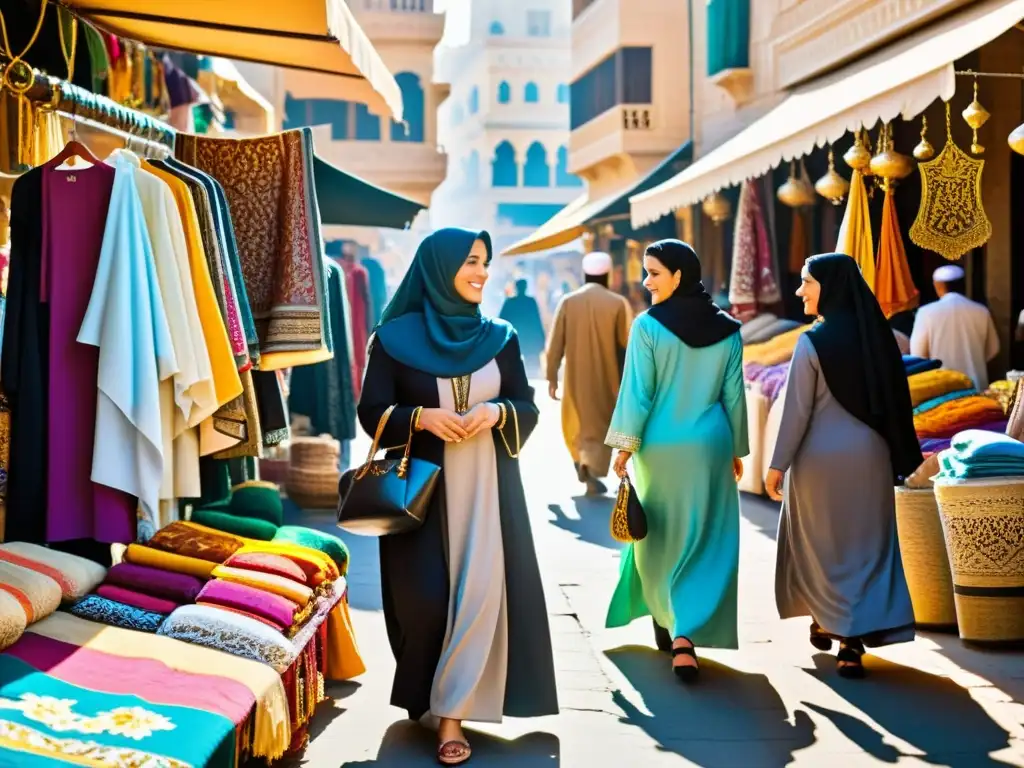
546, 252, 632, 495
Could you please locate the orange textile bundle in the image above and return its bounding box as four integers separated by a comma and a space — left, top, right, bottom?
914, 395, 1005, 439
908, 369, 974, 408
875, 186, 920, 318
742, 325, 811, 366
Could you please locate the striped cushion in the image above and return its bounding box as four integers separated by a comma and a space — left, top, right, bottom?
0, 590, 27, 651
0, 542, 106, 599
0, 561, 62, 624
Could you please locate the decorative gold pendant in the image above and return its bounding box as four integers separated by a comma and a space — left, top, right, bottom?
815, 147, 849, 206
962, 79, 989, 156
910, 102, 992, 261
914, 116, 935, 161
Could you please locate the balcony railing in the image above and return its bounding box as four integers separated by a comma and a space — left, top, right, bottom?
362, 0, 432, 11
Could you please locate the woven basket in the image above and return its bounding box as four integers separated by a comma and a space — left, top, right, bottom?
894, 487, 956, 629
259, 458, 290, 486
290, 436, 340, 471
934, 477, 1024, 644
285, 465, 340, 511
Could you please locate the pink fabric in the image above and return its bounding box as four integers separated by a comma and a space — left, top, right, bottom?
225, 552, 308, 585
7, 632, 253, 724
197, 578, 297, 630
96, 584, 181, 615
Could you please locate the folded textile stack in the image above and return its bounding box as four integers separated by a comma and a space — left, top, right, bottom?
935, 430, 1024, 481
286, 436, 341, 510
985, 379, 1018, 415
903, 355, 942, 376
908, 369, 974, 408
913, 388, 978, 416
742, 316, 802, 346
914, 396, 1006, 440
744, 361, 790, 405
192, 481, 285, 540
0, 544, 105, 651
742, 324, 811, 366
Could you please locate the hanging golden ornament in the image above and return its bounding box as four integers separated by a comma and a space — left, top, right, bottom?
910, 101, 992, 261
702, 192, 732, 224
1008, 122, 1024, 156
913, 116, 935, 160
843, 128, 872, 171
870, 123, 913, 186
777, 160, 815, 207
962, 79, 988, 155
815, 147, 849, 206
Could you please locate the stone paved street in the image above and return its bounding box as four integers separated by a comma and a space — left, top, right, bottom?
286, 392, 1024, 767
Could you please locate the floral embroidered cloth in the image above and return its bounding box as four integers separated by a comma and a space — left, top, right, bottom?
729, 180, 781, 320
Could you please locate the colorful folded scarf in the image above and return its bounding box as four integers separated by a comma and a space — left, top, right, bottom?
105, 562, 206, 603
69, 594, 166, 633
232, 543, 334, 587
96, 584, 182, 615
908, 369, 974, 408
148, 520, 244, 563
273, 525, 349, 574
0, 591, 27, 652
229, 481, 285, 526
158, 605, 296, 672
199, 602, 287, 631
225, 552, 309, 584
0, 561, 62, 625
191, 507, 279, 541
124, 543, 218, 579
741, 325, 810, 366
913, 388, 977, 416
0, 543, 106, 600
914, 395, 1005, 439
197, 579, 297, 631
211, 565, 313, 606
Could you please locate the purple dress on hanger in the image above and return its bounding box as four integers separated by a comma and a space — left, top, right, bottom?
41, 161, 137, 543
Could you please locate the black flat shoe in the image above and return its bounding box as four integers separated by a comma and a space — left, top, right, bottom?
810, 621, 832, 652
671, 638, 699, 683
836, 641, 866, 679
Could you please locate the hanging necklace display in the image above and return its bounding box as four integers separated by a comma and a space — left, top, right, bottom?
909, 101, 991, 261
0, 2, 48, 167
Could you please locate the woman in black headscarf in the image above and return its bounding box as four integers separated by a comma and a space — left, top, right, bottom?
766, 253, 920, 678
606, 240, 748, 683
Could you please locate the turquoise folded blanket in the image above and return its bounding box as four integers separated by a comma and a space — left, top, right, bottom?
936, 430, 1024, 480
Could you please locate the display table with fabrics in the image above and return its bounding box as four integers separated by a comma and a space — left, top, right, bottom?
0, 519, 364, 766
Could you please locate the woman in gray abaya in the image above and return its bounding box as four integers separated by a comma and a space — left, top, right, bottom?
765, 253, 921, 678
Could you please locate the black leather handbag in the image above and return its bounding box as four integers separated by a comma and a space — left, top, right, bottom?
610, 474, 648, 543
337, 405, 441, 536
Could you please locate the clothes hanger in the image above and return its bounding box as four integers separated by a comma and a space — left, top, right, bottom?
51, 100, 101, 168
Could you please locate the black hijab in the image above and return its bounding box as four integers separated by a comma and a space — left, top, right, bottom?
805, 254, 923, 482
645, 240, 741, 348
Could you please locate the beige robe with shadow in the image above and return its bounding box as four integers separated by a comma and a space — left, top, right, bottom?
545, 283, 632, 477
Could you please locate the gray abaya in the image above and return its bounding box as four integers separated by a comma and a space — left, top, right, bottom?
770, 335, 915, 645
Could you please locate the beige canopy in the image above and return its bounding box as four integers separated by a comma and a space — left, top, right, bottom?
64, 0, 403, 120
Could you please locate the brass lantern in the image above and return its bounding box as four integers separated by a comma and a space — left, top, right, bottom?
869, 123, 913, 184
777, 160, 816, 208
815, 148, 849, 206
702, 192, 732, 224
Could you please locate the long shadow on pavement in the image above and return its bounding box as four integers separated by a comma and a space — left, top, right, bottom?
547, 494, 618, 550
807, 653, 1014, 767
342, 721, 559, 767
927, 633, 1024, 703
606, 645, 816, 767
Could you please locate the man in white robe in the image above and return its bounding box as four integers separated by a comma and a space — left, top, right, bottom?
910, 264, 1000, 390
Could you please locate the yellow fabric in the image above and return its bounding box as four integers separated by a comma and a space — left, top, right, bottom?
211, 565, 314, 606
143, 161, 243, 411
908, 369, 975, 408
234, 543, 337, 586
325, 600, 366, 681
259, 345, 333, 372
742, 325, 811, 366
875, 186, 920, 318
28, 612, 290, 760
123, 543, 217, 579
837, 170, 876, 293
914, 395, 1005, 438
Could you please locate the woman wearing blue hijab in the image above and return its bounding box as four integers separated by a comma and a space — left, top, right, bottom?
359, 228, 557, 764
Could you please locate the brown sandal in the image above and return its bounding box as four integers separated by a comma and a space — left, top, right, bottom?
437, 739, 472, 765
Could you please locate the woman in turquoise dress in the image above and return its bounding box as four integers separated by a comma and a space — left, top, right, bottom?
607, 240, 748, 682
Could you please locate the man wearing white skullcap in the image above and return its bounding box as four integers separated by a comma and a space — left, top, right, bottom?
910, 263, 1000, 389
545, 251, 632, 494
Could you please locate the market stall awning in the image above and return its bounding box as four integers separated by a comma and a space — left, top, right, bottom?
64, 0, 403, 120
630, 0, 1024, 228
314, 156, 425, 229
502, 141, 694, 256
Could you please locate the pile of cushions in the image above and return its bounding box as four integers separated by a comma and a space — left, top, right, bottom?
935, 430, 1024, 481
0, 543, 105, 651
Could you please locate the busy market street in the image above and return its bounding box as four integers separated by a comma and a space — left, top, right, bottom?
288, 393, 1024, 767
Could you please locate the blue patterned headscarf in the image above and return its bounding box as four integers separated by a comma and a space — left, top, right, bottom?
374, 228, 513, 377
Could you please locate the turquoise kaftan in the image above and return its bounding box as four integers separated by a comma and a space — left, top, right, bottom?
605, 313, 748, 648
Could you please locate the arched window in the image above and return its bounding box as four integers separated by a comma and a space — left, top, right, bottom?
391, 72, 424, 142
556, 83, 569, 104
524, 81, 540, 103
556, 146, 583, 187
464, 150, 480, 189
497, 81, 511, 104
468, 86, 479, 114
523, 142, 550, 187
489, 20, 505, 35
491, 141, 517, 187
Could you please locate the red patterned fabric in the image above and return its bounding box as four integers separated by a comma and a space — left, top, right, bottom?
341, 260, 370, 397
226, 552, 309, 585
729, 180, 781, 321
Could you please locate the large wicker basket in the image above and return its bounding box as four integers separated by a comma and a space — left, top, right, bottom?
289, 436, 340, 471
894, 487, 956, 629
285, 465, 340, 511
934, 477, 1024, 644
